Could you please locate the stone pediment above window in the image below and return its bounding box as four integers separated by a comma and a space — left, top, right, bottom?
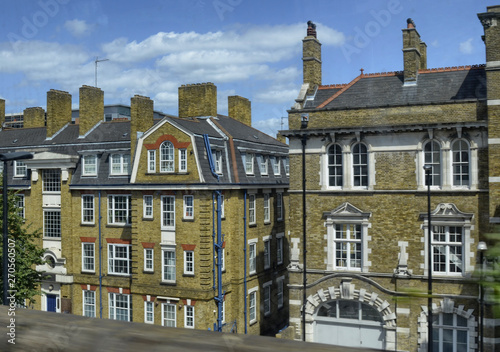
323, 202, 371, 222
419, 203, 474, 223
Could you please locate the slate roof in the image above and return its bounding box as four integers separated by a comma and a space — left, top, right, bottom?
304, 66, 486, 110
0, 111, 288, 189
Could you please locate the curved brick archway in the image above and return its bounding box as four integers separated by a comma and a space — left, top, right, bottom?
303, 281, 397, 349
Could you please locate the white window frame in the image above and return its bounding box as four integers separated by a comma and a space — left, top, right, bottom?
183, 195, 194, 220
420, 203, 473, 277
179, 148, 187, 173
161, 196, 175, 230
144, 248, 154, 272
325, 202, 371, 272
43, 210, 61, 238
272, 156, 280, 175
263, 193, 270, 223
184, 250, 194, 275
451, 139, 470, 188
82, 290, 96, 318
248, 287, 258, 324
82, 154, 98, 176
432, 312, 470, 351
16, 194, 25, 219
249, 194, 256, 225
212, 149, 222, 174
221, 247, 225, 272
276, 192, 283, 221
263, 236, 271, 270
82, 195, 95, 224
243, 153, 254, 175
333, 224, 363, 270
162, 302, 176, 327
263, 281, 272, 316
82, 242, 95, 273
143, 195, 153, 219
352, 142, 368, 189
108, 195, 132, 225
431, 225, 465, 276
160, 141, 175, 173
276, 233, 284, 265
148, 150, 156, 173
248, 239, 257, 275
43, 169, 61, 193
108, 244, 132, 276
258, 154, 268, 175
184, 305, 195, 329
283, 157, 289, 176
162, 247, 176, 283
109, 292, 131, 322
110, 153, 130, 176
220, 195, 225, 218
14, 160, 27, 177
423, 140, 442, 189
144, 301, 154, 324
327, 144, 343, 188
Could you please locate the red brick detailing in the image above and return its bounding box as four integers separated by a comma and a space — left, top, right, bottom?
222, 241, 226, 249
142, 295, 156, 301
182, 299, 196, 306
142, 242, 155, 248
106, 238, 132, 244
106, 287, 131, 294
80, 190, 95, 194
80, 285, 97, 291
160, 190, 176, 196
80, 237, 97, 243
181, 244, 196, 251
144, 134, 191, 150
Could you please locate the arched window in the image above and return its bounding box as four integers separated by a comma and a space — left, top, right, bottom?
328, 144, 343, 187
352, 143, 368, 187
432, 312, 469, 351
452, 140, 470, 187
160, 141, 174, 172
424, 140, 441, 186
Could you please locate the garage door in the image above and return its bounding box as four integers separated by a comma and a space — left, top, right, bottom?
314, 300, 385, 349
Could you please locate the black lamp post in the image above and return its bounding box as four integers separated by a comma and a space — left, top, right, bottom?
300, 113, 308, 342
423, 164, 433, 352
477, 241, 487, 352
1, 152, 33, 305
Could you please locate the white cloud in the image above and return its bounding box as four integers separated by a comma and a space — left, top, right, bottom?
459, 38, 473, 54
64, 19, 93, 37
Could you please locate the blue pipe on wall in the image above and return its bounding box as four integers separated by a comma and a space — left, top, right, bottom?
98, 191, 103, 319
243, 190, 247, 334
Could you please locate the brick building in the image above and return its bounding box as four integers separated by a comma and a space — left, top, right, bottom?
281, 7, 499, 351
0, 82, 289, 335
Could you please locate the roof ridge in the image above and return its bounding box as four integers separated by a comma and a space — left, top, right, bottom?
317, 74, 363, 109
318, 84, 348, 90
419, 64, 486, 74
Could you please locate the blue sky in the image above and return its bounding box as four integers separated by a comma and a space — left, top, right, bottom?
0, 0, 496, 136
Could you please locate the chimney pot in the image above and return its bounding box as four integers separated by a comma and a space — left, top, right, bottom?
307, 20, 317, 38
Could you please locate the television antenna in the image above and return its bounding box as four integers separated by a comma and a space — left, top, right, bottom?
94, 57, 109, 87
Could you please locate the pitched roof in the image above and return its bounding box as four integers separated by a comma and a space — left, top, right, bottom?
304, 65, 486, 110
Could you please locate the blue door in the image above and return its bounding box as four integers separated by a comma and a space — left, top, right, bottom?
47, 294, 57, 312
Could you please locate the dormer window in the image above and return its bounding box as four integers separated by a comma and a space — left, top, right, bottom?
110, 153, 130, 175
272, 156, 280, 175
243, 153, 254, 175
258, 154, 268, 175
212, 149, 222, 174
14, 160, 27, 177
82, 155, 97, 176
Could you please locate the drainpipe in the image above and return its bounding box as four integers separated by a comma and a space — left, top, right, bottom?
212, 192, 216, 294
243, 190, 248, 334
98, 190, 103, 319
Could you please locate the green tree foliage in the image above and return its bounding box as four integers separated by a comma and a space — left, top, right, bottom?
483, 229, 500, 317
0, 179, 45, 305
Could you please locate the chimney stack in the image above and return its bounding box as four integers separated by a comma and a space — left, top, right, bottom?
303, 21, 322, 90
0, 99, 5, 128
402, 18, 427, 85
46, 89, 72, 138
23, 107, 46, 129
228, 95, 251, 126
79, 85, 104, 137
178, 83, 217, 118
131, 94, 154, 152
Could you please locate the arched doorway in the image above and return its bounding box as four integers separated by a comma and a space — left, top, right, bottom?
314, 299, 385, 349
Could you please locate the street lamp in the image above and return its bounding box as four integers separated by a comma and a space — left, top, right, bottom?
1, 152, 33, 305
423, 164, 433, 352
300, 113, 308, 342
477, 241, 487, 352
